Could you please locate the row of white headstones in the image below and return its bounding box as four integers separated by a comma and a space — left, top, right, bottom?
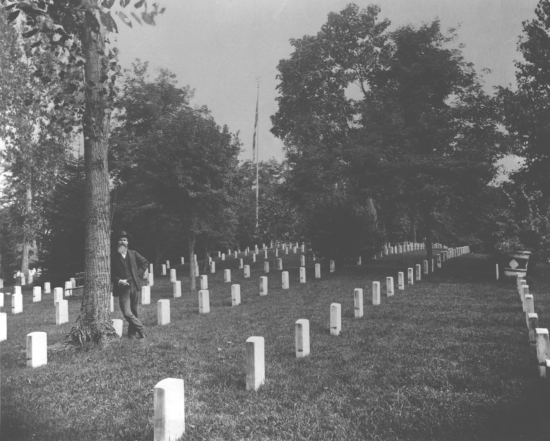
517, 275, 550, 380
1, 243, 471, 441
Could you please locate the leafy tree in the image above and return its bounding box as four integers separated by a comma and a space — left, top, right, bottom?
272, 5, 508, 263
0, 9, 71, 279
497, 0, 550, 268
354, 21, 509, 261
120, 102, 241, 293
1, 0, 164, 346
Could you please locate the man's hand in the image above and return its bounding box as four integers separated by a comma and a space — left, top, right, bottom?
118, 279, 130, 286
143, 270, 148, 280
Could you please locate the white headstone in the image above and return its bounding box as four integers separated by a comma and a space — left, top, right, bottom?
264, 250, 268, 259
282, 271, 289, 289
397, 272, 405, 290
276, 258, 283, 270
357, 256, 362, 265
12, 293, 22, 314
64, 281, 72, 296
295, 319, 310, 358
416, 264, 421, 281
154, 378, 185, 441
423, 260, 428, 275
372, 282, 380, 305
354, 288, 363, 318
148, 272, 154, 286
239, 258, 243, 269
221, 253, 225, 261
386, 277, 394, 296
70, 277, 76, 288
275, 248, 279, 257
170, 269, 176, 282
536, 328, 549, 378
260, 276, 268, 296
56, 300, 69, 325
166, 260, 170, 269
525, 295, 534, 327
142, 286, 151, 305
0, 278, 3, 288
252, 254, 256, 263
244, 265, 250, 278
181, 257, 185, 265
110, 293, 114, 312
495, 263, 499, 280
300, 255, 306, 267
157, 299, 170, 325
31, 286, 41, 303
330, 260, 335, 273
437, 254, 442, 269
224, 269, 231, 283
300, 267, 306, 283
149, 263, 154, 274
408, 268, 414, 285
162, 264, 167, 276
264, 261, 269, 273
53, 287, 63, 304
246, 336, 265, 391
44, 282, 51, 294
0, 312, 6, 341
26, 332, 47, 368
330, 303, 341, 336
200, 275, 208, 290
0, 292, 3, 308
199, 290, 210, 314
112, 319, 123, 337
315, 263, 321, 279
172, 281, 181, 298
210, 261, 216, 274
234, 251, 238, 259
231, 284, 241, 306
528, 313, 538, 344
14, 286, 21, 295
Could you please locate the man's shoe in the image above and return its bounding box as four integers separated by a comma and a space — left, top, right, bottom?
127, 334, 137, 340
137, 330, 146, 339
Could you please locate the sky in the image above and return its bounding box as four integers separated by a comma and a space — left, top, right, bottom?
111, 0, 540, 167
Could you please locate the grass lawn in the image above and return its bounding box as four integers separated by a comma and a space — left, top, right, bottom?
1, 249, 549, 441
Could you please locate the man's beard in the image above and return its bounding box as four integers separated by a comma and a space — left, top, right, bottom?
118, 244, 127, 254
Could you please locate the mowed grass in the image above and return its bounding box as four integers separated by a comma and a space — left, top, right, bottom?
1, 250, 550, 441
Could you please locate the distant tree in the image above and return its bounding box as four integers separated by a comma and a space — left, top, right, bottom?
235, 159, 302, 247
40, 156, 85, 287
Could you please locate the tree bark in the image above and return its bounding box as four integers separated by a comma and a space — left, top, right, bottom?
188, 228, 196, 294
65, 15, 116, 346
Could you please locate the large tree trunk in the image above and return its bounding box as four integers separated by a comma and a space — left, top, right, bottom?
188, 229, 196, 294
20, 178, 32, 279
65, 17, 116, 346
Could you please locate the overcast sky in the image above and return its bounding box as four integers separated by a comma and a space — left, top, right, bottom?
112, 0, 537, 165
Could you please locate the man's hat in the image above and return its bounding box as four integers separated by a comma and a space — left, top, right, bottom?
113, 230, 133, 241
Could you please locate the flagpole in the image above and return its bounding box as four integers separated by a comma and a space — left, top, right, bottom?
255, 81, 260, 231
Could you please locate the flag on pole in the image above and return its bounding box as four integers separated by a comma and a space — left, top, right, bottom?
252, 85, 259, 163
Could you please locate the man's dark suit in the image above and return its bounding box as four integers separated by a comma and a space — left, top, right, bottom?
111, 250, 149, 337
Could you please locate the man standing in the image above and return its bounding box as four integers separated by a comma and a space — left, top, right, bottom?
111, 231, 149, 339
